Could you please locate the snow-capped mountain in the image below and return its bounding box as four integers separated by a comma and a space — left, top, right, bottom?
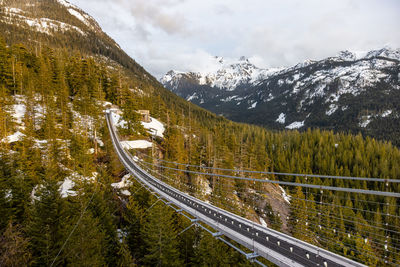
161, 48, 400, 145
161, 56, 282, 92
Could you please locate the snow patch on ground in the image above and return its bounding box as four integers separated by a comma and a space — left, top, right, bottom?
2, 6, 86, 35
95, 137, 104, 147
120, 140, 152, 150
5, 7, 23, 14
381, 110, 392, 117
111, 174, 132, 189
359, 115, 372, 128
24, 17, 86, 35
4, 189, 12, 202
248, 101, 257, 109
279, 186, 291, 204
109, 110, 126, 128
59, 178, 77, 198
276, 113, 286, 124
142, 117, 165, 138
199, 178, 212, 196
259, 217, 268, 228
33, 139, 48, 149
111, 174, 132, 196
31, 185, 44, 202
186, 93, 198, 101
326, 104, 338, 116
12, 104, 26, 125
59, 172, 97, 198
2, 131, 25, 143
57, 0, 75, 8
285, 121, 305, 129
67, 8, 90, 27
102, 101, 113, 107
117, 229, 128, 243
265, 93, 275, 102
220, 95, 238, 102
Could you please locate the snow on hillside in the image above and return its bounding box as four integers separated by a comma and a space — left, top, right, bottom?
259, 217, 268, 228
326, 104, 338, 116
111, 174, 132, 196
276, 113, 286, 124
279, 186, 291, 204
121, 140, 152, 150
1, 8, 86, 35
141, 117, 165, 138
359, 116, 372, 128
1, 0, 102, 36
12, 103, 26, 126
109, 108, 165, 138
382, 110, 392, 117
248, 101, 257, 109
2, 131, 25, 143
59, 178, 77, 198
59, 171, 97, 198
286, 121, 305, 129
67, 8, 91, 27
57, 0, 75, 8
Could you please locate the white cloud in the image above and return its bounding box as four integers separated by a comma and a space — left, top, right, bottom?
69, 0, 400, 78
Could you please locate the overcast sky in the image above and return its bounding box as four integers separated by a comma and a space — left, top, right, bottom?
68, 0, 400, 78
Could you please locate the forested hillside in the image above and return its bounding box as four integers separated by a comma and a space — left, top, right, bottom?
0, 1, 399, 266
0, 35, 399, 265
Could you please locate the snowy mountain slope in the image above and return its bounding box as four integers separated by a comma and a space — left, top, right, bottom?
161, 56, 282, 92
161, 48, 400, 145
0, 0, 102, 35
0, 0, 149, 77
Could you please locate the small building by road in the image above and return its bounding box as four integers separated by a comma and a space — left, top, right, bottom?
138, 110, 151, 123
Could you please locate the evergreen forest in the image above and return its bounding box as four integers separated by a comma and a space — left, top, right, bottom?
0, 35, 399, 266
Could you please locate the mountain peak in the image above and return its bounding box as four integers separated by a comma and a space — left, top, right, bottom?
213, 56, 224, 64
337, 50, 356, 61
365, 47, 400, 60
161, 55, 273, 91
239, 56, 248, 62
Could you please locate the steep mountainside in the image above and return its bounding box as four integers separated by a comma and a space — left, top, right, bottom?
161, 49, 400, 145
0, 0, 152, 78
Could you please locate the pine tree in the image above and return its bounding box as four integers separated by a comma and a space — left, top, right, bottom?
63, 212, 106, 266
27, 180, 66, 266
141, 202, 182, 266
121, 88, 143, 135
194, 233, 253, 266
289, 185, 314, 242
0, 221, 32, 266
116, 238, 136, 267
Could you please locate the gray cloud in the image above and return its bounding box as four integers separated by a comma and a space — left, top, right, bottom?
127, 0, 188, 35
69, 0, 400, 77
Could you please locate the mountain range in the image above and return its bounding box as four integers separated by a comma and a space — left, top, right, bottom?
161, 49, 400, 145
